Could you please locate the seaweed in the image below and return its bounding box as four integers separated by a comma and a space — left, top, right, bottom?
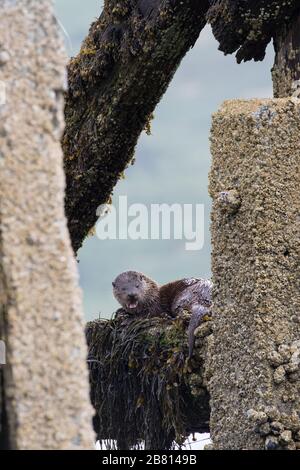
86, 314, 210, 450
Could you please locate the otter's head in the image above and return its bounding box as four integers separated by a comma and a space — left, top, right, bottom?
112, 271, 158, 315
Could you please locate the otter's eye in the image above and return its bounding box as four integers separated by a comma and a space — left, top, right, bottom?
112, 282, 116, 288
136, 284, 139, 288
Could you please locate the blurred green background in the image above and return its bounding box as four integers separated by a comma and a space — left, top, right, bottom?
55, 1, 273, 320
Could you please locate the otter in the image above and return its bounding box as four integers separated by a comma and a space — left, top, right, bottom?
112, 271, 212, 357
112, 271, 161, 317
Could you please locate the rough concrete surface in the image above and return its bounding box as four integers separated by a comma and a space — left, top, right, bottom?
209, 99, 300, 449
0, 0, 94, 449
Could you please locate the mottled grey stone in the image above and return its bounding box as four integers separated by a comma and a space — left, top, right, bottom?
0, 0, 94, 449
209, 99, 300, 449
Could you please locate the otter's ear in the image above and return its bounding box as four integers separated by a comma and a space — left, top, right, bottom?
112, 282, 116, 288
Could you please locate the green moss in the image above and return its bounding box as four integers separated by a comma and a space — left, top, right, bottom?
80, 48, 97, 56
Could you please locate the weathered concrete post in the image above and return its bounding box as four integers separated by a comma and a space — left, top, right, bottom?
0, 0, 94, 449
209, 99, 300, 449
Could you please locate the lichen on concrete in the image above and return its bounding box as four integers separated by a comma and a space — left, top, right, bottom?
209, 98, 300, 449
0, 0, 94, 449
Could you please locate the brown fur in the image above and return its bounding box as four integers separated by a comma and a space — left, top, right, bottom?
113, 271, 212, 357
113, 271, 161, 317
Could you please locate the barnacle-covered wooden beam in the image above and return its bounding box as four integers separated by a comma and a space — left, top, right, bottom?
207, 0, 300, 64
64, 0, 300, 252
63, 0, 209, 252
86, 314, 212, 450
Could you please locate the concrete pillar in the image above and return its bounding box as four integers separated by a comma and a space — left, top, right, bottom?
209, 99, 300, 449
0, 0, 94, 449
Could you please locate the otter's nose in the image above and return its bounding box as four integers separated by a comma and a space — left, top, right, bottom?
128, 294, 137, 301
